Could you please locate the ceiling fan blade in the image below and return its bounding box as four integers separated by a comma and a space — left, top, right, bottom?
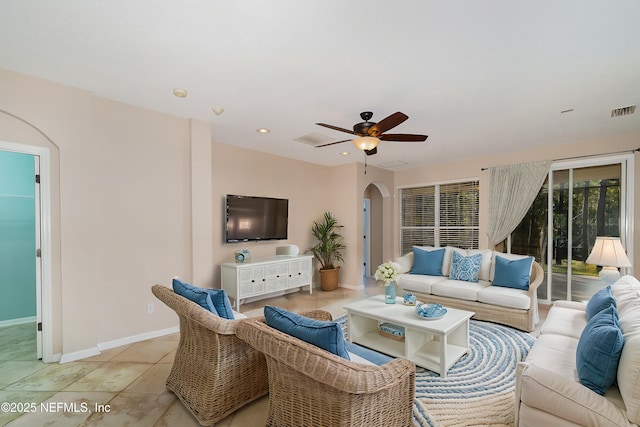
368, 112, 408, 136
316, 123, 355, 135
314, 139, 352, 148
380, 134, 428, 142
365, 147, 377, 156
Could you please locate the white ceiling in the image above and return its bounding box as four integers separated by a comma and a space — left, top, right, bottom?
1, 1, 639, 170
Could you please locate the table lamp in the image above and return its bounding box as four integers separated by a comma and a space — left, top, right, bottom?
585, 236, 632, 285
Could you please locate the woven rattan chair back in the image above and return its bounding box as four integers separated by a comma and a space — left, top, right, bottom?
151, 285, 268, 426
236, 312, 416, 427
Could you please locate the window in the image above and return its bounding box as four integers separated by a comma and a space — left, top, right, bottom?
400, 180, 479, 254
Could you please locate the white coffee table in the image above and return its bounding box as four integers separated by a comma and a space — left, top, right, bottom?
344, 295, 474, 377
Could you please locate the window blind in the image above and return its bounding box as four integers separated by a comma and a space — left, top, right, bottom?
400, 180, 479, 254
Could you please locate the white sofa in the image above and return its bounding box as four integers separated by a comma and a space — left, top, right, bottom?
515, 275, 640, 426
396, 246, 543, 332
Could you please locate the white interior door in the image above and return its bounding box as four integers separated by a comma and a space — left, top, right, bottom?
34, 154, 42, 359
0, 141, 52, 362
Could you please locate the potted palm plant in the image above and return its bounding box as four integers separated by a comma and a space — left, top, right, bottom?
309, 212, 346, 291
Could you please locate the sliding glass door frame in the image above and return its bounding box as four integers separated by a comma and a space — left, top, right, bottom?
542, 153, 634, 304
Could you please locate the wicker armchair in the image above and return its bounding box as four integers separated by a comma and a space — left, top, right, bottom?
235, 310, 416, 427
151, 285, 268, 426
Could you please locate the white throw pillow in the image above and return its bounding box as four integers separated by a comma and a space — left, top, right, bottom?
396, 252, 414, 274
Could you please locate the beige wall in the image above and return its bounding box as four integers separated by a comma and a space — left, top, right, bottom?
210, 142, 336, 287
91, 97, 194, 344
0, 70, 207, 357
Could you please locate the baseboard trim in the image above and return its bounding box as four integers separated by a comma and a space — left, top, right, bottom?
59, 325, 179, 364
0, 316, 36, 328
339, 283, 365, 290
97, 326, 179, 351
59, 347, 101, 364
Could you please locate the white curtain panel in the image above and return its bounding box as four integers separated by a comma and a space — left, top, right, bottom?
487, 160, 551, 246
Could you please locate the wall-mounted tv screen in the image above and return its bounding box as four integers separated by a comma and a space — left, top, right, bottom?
225, 194, 289, 243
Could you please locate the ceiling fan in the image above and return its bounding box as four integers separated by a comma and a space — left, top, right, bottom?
315, 111, 428, 155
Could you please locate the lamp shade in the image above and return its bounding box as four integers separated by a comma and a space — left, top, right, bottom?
352, 136, 380, 151
586, 237, 631, 268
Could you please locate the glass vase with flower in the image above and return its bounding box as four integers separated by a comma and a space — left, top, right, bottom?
374, 261, 402, 304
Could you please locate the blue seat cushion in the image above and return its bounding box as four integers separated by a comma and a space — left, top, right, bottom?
345, 342, 393, 365
576, 304, 624, 395
411, 247, 445, 276
172, 278, 219, 316
586, 286, 616, 321
264, 306, 350, 360
492, 255, 533, 290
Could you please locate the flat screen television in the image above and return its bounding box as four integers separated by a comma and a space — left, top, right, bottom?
225, 194, 289, 243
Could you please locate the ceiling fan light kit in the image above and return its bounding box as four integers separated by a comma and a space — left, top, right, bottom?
315, 111, 428, 156
353, 136, 380, 151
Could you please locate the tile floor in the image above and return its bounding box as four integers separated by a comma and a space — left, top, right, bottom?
0, 284, 382, 427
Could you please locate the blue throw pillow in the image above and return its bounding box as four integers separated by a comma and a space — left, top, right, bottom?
586, 286, 616, 321
576, 304, 624, 395
449, 252, 482, 283
345, 342, 393, 365
492, 255, 533, 290
264, 306, 350, 360
411, 247, 445, 276
172, 278, 219, 316
204, 289, 235, 320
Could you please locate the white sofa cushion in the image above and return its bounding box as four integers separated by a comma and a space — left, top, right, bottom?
539, 303, 588, 339
525, 333, 580, 378
609, 275, 640, 424
431, 279, 491, 301
398, 273, 447, 294
617, 333, 640, 424
611, 276, 640, 328
477, 285, 531, 310
396, 252, 414, 273
519, 363, 632, 427
451, 248, 492, 281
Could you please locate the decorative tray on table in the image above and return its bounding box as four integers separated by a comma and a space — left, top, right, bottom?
414, 303, 447, 320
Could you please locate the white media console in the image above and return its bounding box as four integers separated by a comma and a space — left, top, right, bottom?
221, 255, 313, 311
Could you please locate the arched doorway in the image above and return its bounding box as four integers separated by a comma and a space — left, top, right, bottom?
1, 110, 56, 363
363, 183, 385, 281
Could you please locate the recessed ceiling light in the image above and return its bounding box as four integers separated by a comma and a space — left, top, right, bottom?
256, 128, 271, 133
340, 151, 350, 155
211, 106, 224, 115
173, 88, 187, 98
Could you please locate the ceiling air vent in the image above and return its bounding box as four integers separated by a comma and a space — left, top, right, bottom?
294, 132, 336, 147
378, 160, 408, 168
611, 105, 636, 118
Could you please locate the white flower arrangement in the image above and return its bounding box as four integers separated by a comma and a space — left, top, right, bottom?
374, 261, 401, 285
